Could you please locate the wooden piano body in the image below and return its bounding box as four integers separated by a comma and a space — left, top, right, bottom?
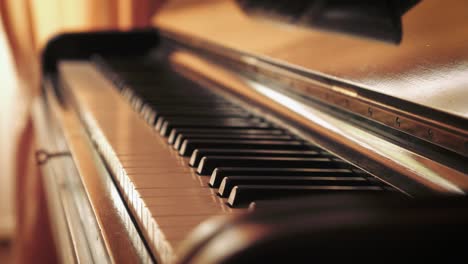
33, 1, 468, 263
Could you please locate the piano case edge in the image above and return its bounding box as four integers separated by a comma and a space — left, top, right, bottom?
41, 29, 160, 74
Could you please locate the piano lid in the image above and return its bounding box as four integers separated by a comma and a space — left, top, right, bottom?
234, 0, 421, 44
154, 0, 468, 120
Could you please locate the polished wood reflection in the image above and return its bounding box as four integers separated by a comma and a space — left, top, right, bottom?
168, 50, 468, 195
154, 0, 468, 119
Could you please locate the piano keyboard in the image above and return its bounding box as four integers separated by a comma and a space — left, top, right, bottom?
59, 57, 396, 262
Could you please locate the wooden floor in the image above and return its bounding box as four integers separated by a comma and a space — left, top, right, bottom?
0, 241, 12, 264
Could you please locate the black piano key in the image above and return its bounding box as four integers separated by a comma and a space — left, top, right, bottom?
134, 84, 215, 91
148, 107, 246, 124
227, 185, 383, 208
159, 117, 267, 135
156, 115, 262, 131
168, 128, 285, 144
157, 114, 252, 130
179, 139, 308, 157
209, 167, 356, 187
197, 156, 347, 175
144, 98, 230, 107
152, 109, 250, 120
149, 102, 232, 111
135, 90, 222, 97
147, 101, 234, 110
131, 88, 220, 95
136, 92, 229, 101
138, 91, 219, 98
163, 120, 271, 137
148, 104, 244, 111
217, 176, 373, 197
150, 105, 244, 113
189, 149, 328, 167
119, 78, 197, 87
174, 133, 293, 150
132, 86, 216, 93
160, 116, 263, 125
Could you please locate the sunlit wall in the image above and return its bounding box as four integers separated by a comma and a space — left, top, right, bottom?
0, 12, 18, 240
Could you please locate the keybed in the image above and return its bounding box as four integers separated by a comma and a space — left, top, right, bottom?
59, 57, 394, 262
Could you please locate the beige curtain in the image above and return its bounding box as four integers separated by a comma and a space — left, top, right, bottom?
0, 1, 163, 262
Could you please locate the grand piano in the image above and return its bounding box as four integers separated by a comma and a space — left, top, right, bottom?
33, 0, 468, 263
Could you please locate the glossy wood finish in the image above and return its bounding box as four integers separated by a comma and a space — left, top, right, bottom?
154, 0, 468, 120
33, 96, 78, 263
39, 76, 153, 263
59, 62, 244, 263
168, 50, 468, 195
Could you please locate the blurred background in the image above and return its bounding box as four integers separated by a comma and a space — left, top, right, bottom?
0, 0, 164, 261
1, 0, 466, 263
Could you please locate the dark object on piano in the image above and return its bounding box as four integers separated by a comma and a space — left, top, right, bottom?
235, 0, 421, 44
178, 194, 468, 263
